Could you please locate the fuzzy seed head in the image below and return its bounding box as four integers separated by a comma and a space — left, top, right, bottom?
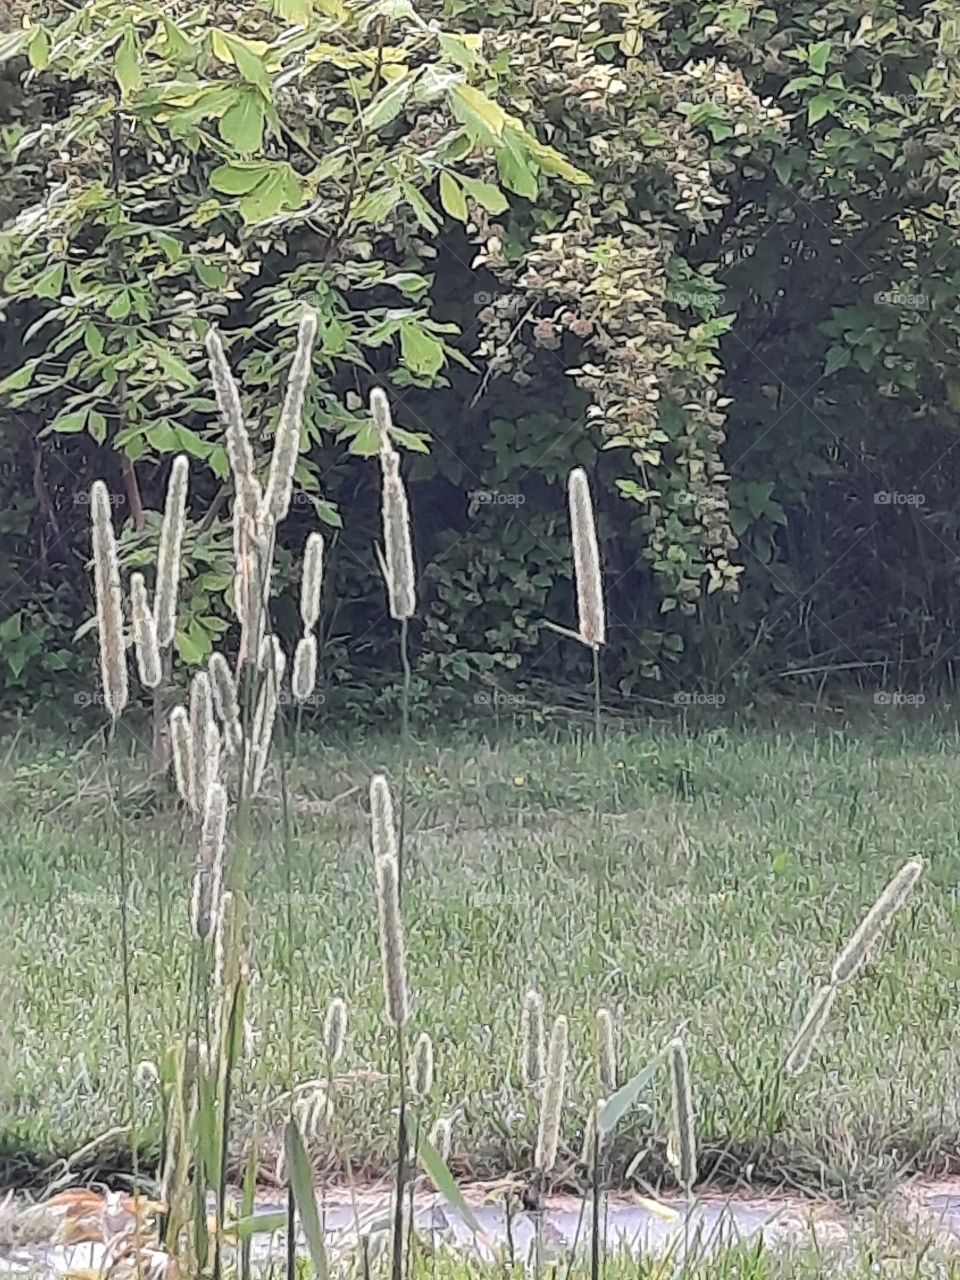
580, 1098, 608, 1168
130, 572, 162, 689
300, 533, 324, 632
408, 1031, 434, 1098
169, 706, 195, 811
323, 997, 347, 1063
292, 633, 318, 704
263, 310, 317, 524
191, 781, 228, 940
379, 451, 416, 620
831, 858, 923, 986
154, 455, 189, 649
784, 983, 839, 1078
370, 773, 399, 864
520, 987, 546, 1091
595, 1007, 617, 1094
208, 651, 243, 755
370, 387, 394, 442
568, 467, 605, 649
535, 1014, 568, 1173
91, 480, 128, 720
667, 1037, 697, 1190
375, 854, 409, 1027
206, 328, 258, 493
190, 672, 219, 817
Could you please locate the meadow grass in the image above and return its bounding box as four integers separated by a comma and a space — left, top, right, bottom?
2, 710, 959, 1201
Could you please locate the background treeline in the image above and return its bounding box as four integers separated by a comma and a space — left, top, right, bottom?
1, 0, 959, 720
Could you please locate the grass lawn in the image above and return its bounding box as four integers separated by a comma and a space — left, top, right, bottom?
2, 708, 959, 1199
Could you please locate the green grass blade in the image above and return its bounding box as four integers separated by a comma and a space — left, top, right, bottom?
598, 1057, 660, 1135
417, 1132, 485, 1238
284, 1118, 330, 1280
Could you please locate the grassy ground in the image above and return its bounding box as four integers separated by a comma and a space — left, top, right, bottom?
2, 709, 960, 1198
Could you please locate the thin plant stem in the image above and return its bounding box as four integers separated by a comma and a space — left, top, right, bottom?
591, 645, 601, 747
397, 616, 411, 897
390, 1022, 407, 1280
108, 725, 143, 1278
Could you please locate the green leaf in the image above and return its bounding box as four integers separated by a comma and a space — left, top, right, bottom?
363, 72, 416, 129
450, 84, 510, 142
0, 612, 23, 641
83, 324, 104, 357
418, 1133, 486, 1238
220, 91, 265, 153
439, 171, 468, 222
27, 26, 49, 71
155, 348, 198, 388
34, 261, 64, 300
88, 410, 107, 445
598, 1057, 661, 1135
348, 421, 383, 456
237, 165, 303, 223
400, 321, 445, 376
51, 408, 89, 434
284, 1121, 330, 1280
0, 360, 39, 393
115, 29, 143, 96
772, 152, 792, 185
212, 30, 271, 94
210, 162, 272, 195
823, 345, 850, 376
807, 95, 831, 125
459, 174, 509, 214
151, 230, 183, 263
808, 41, 831, 75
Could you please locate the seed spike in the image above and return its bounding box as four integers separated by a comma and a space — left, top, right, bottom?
535, 1014, 568, 1173
130, 572, 162, 689
154, 455, 189, 649
374, 853, 408, 1027
568, 467, 605, 648
263, 309, 318, 523
90, 481, 128, 720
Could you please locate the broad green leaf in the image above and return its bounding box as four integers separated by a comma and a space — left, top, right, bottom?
27, 27, 49, 71
0, 360, 39, 393
823, 345, 850, 376
459, 174, 509, 214
220, 91, 265, 153
808, 95, 831, 124
284, 1121, 329, 1280
52, 408, 89, 434
439, 171, 468, 222
391, 427, 430, 453
34, 261, 64, 299
83, 324, 104, 357
418, 1134, 486, 1238
450, 83, 509, 141
115, 29, 142, 96
211, 30, 271, 94
598, 1057, 661, 1134
237, 166, 303, 222
210, 162, 272, 195
158, 18, 197, 61
808, 41, 831, 75
151, 230, 183, 262
400, 321, 445, 376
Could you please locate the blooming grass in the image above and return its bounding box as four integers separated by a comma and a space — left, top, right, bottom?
2, 716, 958, 1198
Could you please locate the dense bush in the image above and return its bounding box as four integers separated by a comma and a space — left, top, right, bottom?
1, 0, 959, 716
